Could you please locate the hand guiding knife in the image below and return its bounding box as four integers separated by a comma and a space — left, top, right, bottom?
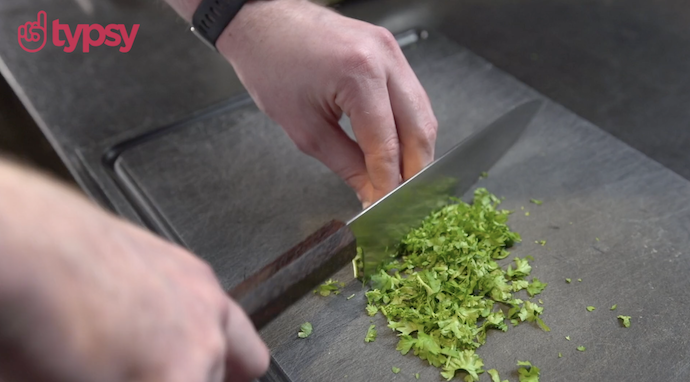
231, 100, 543, 329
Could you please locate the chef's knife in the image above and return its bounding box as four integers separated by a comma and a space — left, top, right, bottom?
230, 99, 543, 330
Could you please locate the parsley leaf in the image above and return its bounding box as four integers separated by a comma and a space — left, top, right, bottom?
527, 278, 548, 297
347, 293, 356, 300
565, 336, 570, 341
565, 278, 571, 283
488, 368, 509, 382
365, 324, 377, 343
558, 352, 562, 358
313, 279, 344, 296
577, 346, 586, 352
517, 361, 540, 382
530, 199, 543, 205
298, 322, 312, 338
586, 306, 596, 312
415, 373, 420, 379
618, 315, 631, 328
610, 304, 617, 310
392, 367, 401, 374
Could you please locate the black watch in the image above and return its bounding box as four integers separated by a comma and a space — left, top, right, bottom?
191, 0, 249, 51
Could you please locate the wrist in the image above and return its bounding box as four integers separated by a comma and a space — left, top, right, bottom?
216, 0, 309, 63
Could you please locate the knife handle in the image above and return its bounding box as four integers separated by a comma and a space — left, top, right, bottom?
230, 220, 356, 330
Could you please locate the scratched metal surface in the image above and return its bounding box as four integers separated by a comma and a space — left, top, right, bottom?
112, 31, 690, 381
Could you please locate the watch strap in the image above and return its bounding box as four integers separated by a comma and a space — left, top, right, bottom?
191, 0, 249, 50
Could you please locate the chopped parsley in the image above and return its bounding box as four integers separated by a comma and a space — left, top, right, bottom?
565, 278, 571, 283
525, 212, 530, 216
517, 361, 540, 382
558, 352, 562, 358
347, 293, 356, 300
414, 373, 420, 379
392, 366, 401, 374
365, 324, 377, 342
577, 346, 586, 352
618, 315, 631, 328
565, 336, 570, 341
586, 306, 596, 312
480, 171, 489, 178
534, 240, 546, 246
298, 322, 312, 338
488, 368, 508, 382
363, 189, 549, 381
530, 199, 543, 205
527, 278, 548, 297
313, 279, 345, 296
610, 304, 617, 310
577, 278, 582, 282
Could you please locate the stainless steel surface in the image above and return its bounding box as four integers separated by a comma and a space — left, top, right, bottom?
349, 100, 542, 277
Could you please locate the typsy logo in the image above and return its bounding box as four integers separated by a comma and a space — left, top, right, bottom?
18, 11, 140, 53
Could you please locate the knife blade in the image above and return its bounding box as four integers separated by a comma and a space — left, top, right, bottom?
230, 99, 542, 329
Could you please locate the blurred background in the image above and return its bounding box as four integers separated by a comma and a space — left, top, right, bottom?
1, 0, 689, 183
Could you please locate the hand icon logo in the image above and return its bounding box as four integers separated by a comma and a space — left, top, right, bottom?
18, 11, 47, 53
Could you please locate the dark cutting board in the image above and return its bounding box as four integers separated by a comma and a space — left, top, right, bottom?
107, 30, 690, 381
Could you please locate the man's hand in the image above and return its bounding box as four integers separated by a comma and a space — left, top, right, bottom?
219, 0, 438, 207
0, 161, 269, 382
212, 0, 438, 207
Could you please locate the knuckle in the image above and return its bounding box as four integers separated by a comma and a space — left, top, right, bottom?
341, 47, 380, 79
421, 116, 439, 143
373, 26, 398, 50
370, 135, 400, 161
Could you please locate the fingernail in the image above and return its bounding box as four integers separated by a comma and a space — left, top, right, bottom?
362, 201, 372, 209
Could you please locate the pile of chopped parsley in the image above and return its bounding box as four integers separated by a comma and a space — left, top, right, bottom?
364, 188, 549, 381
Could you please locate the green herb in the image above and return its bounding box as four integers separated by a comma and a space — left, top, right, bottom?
365, 324, 377, 343
558, 352, 562, 358
610, 304, 617, 310
392, 366, 401, 374
565, 336, 570, 341
596, 237, 600, 242
363, 188, 548, 381
488, 369, 508, 382
525, 212, 530, 216
313, 279, 345, 296
577, 346, 586, 352
586, 306, 596, 312
298, 322, 313, 338
577, 278, 582, 282
366, 304, 378, 316
414, 373, 420, 379
527, 278, 548, 297
347, 293, 356, 300
565, 278, 571, 283
534, 240, 546, 246
480, 171, 489, 178
530, 199, 543, 205
521, 206, 525, 210
618, 315, 631, 328
517, 360, 540, 382
538, 299, 544, 304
